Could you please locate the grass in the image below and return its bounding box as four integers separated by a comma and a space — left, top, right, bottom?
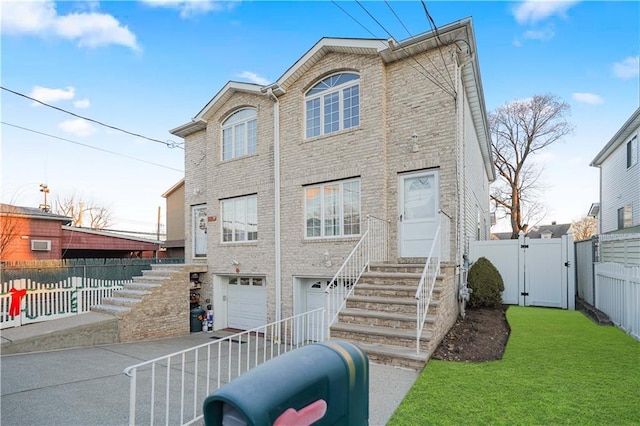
388, 306, 640, 425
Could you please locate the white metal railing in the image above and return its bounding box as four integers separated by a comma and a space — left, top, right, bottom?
0, 278, 125, 329
595, 262, 640, 341
123, 308, 326, 426
325, 215, 389, 329
415, 211, 450, 353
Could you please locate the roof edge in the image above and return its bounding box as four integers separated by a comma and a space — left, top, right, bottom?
590, 107, 640, 166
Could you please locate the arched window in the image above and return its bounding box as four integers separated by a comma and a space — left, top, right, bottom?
221, 108, 257, 160
305, 73, 360, 138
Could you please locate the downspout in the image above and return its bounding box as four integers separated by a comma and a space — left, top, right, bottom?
266, 87, 282, 335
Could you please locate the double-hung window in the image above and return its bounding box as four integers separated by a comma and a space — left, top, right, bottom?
222, 195, 257, 242
222, 108, 257, 160
305, 73, 360, 138
627, 136, 638, 168
305, 179, 361, 238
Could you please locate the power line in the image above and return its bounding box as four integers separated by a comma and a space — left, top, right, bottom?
1, 121, 184, 172
331, 1, 455, 98
1, 86, 184, 150
385, 0, 456, 94
420, 0, 456, 93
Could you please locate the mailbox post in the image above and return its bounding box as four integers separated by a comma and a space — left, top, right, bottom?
203, 340, 369, 426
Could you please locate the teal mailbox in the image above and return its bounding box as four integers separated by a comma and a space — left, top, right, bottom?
203, 340, 369, 426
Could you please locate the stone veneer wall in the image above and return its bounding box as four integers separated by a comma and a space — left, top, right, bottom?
118, 265, 206, 342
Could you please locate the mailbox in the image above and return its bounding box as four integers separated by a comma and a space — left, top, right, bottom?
203, 340, 369, 426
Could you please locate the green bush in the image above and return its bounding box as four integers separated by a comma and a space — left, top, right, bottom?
467, 257, 504, 308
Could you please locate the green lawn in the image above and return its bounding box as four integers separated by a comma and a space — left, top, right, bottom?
389, 306, 640, 425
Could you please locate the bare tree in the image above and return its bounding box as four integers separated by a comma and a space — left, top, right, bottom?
0, 204, 23, 259
54, 194, 113, 230
571, 216, 597, 241
490, 94, 574, 238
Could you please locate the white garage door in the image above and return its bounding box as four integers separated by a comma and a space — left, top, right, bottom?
227, 277, 266, 330
304, 279, 329, 342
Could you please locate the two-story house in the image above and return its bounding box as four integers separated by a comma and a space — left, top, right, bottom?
591, 107, 640, 234
590, 107, 640, 267
171, 17, 495, 366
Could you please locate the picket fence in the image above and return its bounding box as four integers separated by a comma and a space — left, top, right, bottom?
0, 277, 126, 329
594, 262, 640, 341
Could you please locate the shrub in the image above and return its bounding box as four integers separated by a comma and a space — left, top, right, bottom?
467, 257, 504, 308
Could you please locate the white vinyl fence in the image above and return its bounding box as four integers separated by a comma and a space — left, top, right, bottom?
575, 238, 596, 305
0, 278, 125, 329
594, 262, 640, 341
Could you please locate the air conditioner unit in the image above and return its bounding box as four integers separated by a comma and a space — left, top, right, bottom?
31, 240, 51, 251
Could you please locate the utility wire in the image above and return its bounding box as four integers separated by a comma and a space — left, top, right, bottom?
1, 121, 184, 172
1, 86, 184, 150
420, 0, 456, 93
385, 0, 456, 94
333, 1, 455, 98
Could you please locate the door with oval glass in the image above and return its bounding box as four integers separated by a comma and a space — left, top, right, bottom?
398, 170, 439, 258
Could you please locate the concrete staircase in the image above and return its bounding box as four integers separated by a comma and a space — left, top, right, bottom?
91, 263, 207, 342
330, 262, 455, 370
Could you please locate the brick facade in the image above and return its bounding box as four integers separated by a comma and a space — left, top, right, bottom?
176, 19, 493, 330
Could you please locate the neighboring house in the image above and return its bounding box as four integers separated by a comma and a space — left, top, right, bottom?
590, 107, 640, 234
492, 222, 572, 240
170, 18, 495, 346
1, 204, 72, 261
0, 203, 161, 261
162, 179, 186, 259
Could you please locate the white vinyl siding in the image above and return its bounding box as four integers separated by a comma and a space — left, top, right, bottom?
305, 73, 360, 139
600, 129, 640, 233
305, 179, 361, 238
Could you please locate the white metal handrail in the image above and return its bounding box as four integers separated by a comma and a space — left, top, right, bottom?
123, 308, 325, 426
415, 211, 450, 354
325, 215, 389, 329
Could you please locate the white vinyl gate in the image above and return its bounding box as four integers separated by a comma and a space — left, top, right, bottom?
469, 233, 575, 309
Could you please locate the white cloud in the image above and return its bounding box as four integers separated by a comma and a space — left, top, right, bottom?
236, 71, 270, 86
513, 0, 580, 25
140, 0, 238, 18
0, 0, 139, 51
58, 118, 96, 137
523, 24, 555, 41
572, 92, 604, 105
612, 56, 640, 80
74, 99, 91, 109
29, 86, 75, 105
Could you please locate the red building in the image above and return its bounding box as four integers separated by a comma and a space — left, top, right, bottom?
1, 204, 161, 261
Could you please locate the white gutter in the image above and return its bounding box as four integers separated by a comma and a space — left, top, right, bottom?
266, 87, 282, 334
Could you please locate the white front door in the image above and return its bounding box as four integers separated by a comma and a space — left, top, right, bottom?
192, 205, 207, 258
399, 171, 439, 258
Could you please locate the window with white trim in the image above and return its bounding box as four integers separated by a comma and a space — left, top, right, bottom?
222, 108, 257, 160
222, 195, 257, 242
305, 73, 360, 138
627, 136, 638, 168
305, 179, 360, 238
618, 205, 632, 230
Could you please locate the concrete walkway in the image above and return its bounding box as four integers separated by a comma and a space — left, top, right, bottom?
1, 325, 418, 425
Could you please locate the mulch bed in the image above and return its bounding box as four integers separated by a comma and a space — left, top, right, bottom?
431, 305, 511, 362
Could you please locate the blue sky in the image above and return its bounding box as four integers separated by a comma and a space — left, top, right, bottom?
1, 0, 639, 234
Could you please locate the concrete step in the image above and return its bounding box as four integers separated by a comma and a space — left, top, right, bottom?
132, 276, 171, 284
142, 269, 177, 278
0, 312, 119, 355
355, 341, 429, 370
90, 304, 131, 318
346, 295, 439, 314
338, 308, 435, 330
115, 289, 152, 298
369, 263, 425, 274
355, 284, 418, 298
101, 296, 143, 307
330, 322, 431, 350
359, 272, 423, 286
124, 282, 161, 291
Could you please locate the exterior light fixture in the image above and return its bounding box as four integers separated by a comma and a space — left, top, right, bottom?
411, 133, 419, 153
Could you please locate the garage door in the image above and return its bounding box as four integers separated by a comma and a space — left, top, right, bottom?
227, 277, 266, 330
305, 279, 329, 342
